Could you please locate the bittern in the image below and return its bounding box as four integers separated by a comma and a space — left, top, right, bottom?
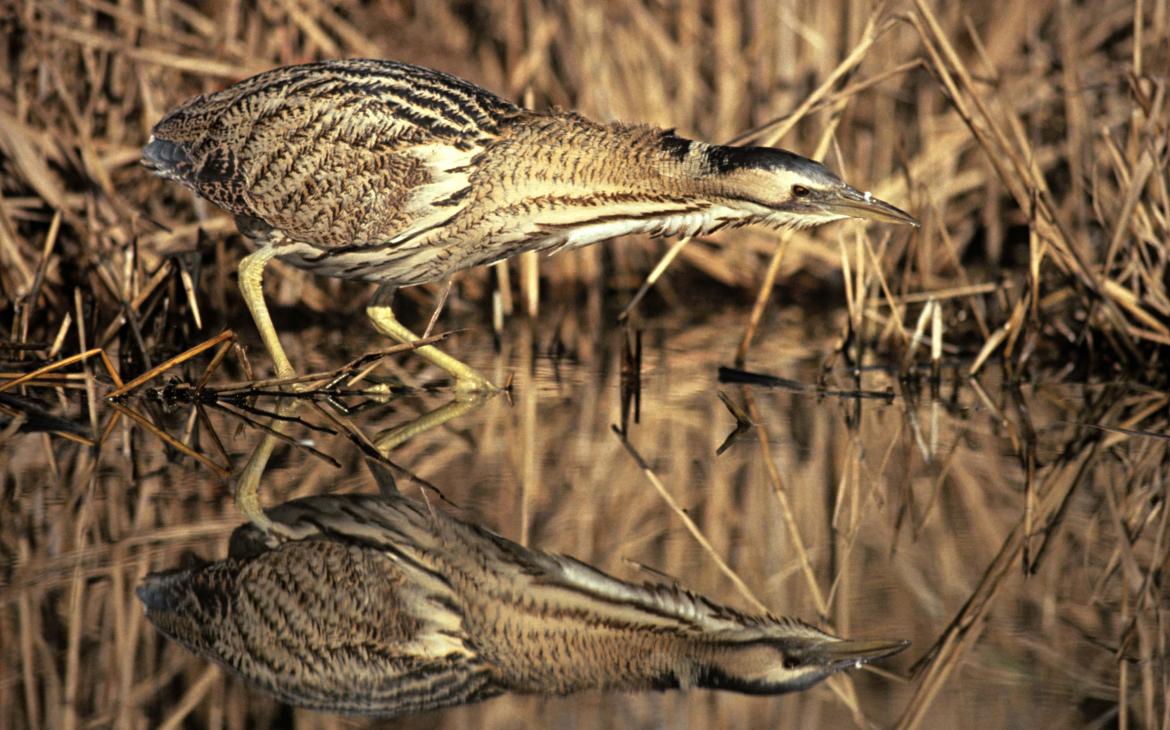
139, 493, 908, 717
144, 59, 917, 391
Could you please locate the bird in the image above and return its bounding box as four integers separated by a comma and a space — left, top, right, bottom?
138, 492, 908, 718
143, 59, 918, 392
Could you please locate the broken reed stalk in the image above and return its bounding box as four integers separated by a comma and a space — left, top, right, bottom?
0, 348, 107, 393
107, 330, 234, 398
107, 401, 231, 479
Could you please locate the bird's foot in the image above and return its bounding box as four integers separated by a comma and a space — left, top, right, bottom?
452, 373, 500, 398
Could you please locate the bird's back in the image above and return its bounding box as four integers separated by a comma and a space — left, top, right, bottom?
143, 59, 522, 255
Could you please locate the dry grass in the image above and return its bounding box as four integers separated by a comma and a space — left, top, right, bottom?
1, 0, 1165, 376
1, 0, 1168, 728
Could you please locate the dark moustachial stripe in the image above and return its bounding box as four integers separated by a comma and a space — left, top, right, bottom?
657, 130, 692, 161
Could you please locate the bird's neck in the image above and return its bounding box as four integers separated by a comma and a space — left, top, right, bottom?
451, 533, 771, 693
483, 115, 767, 235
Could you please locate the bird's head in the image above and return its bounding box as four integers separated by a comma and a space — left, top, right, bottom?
704, 145, 919, 229
694, 619, 909, 694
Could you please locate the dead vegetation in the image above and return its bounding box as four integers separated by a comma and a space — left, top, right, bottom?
1, 0, 1166, 380
1, 1, 1168, 728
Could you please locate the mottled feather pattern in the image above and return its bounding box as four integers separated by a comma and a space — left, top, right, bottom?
139, 526, 498, 716
148, 61, 517, 260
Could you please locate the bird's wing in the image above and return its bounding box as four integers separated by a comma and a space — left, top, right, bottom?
147, 59, 521, 249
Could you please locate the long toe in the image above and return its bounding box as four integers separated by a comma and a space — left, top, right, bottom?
453, 372, 499, 396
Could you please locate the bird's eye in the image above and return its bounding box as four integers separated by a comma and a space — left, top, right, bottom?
782, 656, 801, 669
792, 185, 811, 198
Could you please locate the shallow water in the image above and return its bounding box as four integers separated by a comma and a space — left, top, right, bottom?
1, 298, 1158, 729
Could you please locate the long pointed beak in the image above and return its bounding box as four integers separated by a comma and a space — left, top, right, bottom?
824, 186, 919, 227
813, 637, 910, 671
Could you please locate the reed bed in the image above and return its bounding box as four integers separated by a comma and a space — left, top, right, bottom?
1, 0, 1166, 377
1, 1, 1167, 728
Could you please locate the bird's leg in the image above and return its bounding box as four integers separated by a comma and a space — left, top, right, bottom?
238, 244, 296, 380
233, 396, 300, 535
373, 392, 494, 453
366, 284, 497, 394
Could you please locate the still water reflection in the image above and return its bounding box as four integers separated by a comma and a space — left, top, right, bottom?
2, 304, 1155, 728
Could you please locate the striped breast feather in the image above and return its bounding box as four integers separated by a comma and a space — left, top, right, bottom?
279, 140, 479, 282
227, 497, 473, 659
388, 142, 480, 239
535, 200, 747, 256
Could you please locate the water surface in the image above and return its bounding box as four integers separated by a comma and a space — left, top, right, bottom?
1, 300, 1152, 728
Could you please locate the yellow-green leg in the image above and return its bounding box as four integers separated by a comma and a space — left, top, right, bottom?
238, 245, 295, 380
366, 285, 497, 394
373, 393, 493, 453
236, 392, 495, 533
233, 396, 299, 534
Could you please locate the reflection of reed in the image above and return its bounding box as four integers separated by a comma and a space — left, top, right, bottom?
139, 492, 906, 717
5, 316, 1165, 727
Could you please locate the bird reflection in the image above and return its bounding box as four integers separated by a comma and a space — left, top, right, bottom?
139, 488, 907, 718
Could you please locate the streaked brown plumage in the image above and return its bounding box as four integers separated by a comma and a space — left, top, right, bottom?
139, 493, 907, 717
144, 59, 917, 389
